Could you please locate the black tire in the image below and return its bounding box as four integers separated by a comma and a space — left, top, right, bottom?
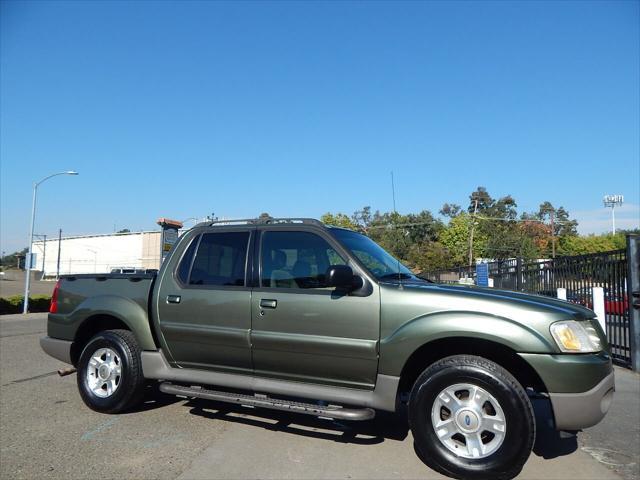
409, 355, 535, 480
77, 329, 145, 413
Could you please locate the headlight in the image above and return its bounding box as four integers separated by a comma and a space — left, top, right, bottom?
550, 320, 602, 353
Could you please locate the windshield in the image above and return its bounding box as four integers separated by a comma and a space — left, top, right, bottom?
330, 228, 414, 280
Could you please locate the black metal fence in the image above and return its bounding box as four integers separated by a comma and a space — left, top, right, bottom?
421, 245, 634, 369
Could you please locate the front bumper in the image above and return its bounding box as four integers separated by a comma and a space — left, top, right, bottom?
519, 352, 614, 430
40, 336, 73, 364
548, 370, 615, 430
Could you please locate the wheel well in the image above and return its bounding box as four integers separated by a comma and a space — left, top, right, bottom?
397, 337, 547, 397
71, 315, 130, 365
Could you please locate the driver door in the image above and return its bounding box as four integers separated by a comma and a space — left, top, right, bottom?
250, 227, 380, 389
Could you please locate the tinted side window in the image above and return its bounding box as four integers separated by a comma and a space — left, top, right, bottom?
176, 235, 199, 284
189, 232, 249, 286
261, 231, 346, 289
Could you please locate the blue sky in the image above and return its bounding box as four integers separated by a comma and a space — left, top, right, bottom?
1, 0, 639, 254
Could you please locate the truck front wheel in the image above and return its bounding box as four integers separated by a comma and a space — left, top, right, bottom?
77, 329, 145, 413
409, 355, 535, 480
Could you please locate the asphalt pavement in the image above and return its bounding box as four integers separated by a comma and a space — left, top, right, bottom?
0, 270, 56, 297
1, 313, 638, 480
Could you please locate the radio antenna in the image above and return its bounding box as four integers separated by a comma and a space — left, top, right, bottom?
391, 171, 403, 287
391, 171, 397, 213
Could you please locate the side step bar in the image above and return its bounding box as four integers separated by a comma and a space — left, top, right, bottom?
159, 382, 375, 421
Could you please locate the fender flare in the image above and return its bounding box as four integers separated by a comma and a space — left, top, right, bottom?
68, 295, 157, 350
379, 310, 556, 376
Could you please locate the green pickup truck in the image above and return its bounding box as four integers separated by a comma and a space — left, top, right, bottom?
41, 217, 614, 480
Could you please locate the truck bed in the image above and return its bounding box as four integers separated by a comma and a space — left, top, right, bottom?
55, 272, 157, 316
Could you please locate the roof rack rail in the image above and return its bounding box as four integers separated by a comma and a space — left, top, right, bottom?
257, 217, 325, 226
194, 217, 325, 228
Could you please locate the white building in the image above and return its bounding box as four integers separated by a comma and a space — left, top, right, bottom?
31, 230, 169, 276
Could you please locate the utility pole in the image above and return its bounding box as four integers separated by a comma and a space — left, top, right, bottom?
468, 199, 479, 267
550, 209, 556, 259
56, 229, 62, 279
390, 171, 402, 283
40, 235, 47, 280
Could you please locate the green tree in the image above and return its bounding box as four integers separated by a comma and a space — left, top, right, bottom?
408, 241, 451, 272
559, 233, 626, 255
439, 203, 461, 218
480, 217, 539, 260
0, 248, 28, 269
404, 210, 444, 244
320, 212, 358, 230
464, 187, 520, 260
439, 214, 487, 266
366, 210, 412, 261
467, 187, 518, 220
352, 206, 373, 232
534, 201, 578, 237
468, 187, 494, 213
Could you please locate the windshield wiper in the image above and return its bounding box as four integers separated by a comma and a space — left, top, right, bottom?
378, 272, 413, 280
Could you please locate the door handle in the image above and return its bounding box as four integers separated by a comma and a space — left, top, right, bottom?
260, 299, 277, 309
166, 295, 181, 304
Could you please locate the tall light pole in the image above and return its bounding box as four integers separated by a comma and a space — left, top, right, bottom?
86, 248, 98, 273
603, 194, 624, 235
23, 171, 79, 313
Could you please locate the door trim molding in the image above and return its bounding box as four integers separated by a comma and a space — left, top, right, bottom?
251, 330, 377, 360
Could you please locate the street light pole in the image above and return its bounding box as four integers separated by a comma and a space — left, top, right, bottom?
40, 234, 47, 280
86, 248, 98, 273
23, 171, 78, 314
56, 228, 62, 280
603, 194, 624, 235
612, 207, 616, 234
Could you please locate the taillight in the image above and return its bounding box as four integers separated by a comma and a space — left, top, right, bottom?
50, 280, 60, 313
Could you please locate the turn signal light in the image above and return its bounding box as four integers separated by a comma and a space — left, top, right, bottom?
555, 324, 581, 350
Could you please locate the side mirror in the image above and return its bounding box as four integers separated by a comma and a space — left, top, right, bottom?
325, 265, 356, 289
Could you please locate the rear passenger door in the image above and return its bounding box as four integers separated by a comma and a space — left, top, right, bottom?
155, 228, 253, 373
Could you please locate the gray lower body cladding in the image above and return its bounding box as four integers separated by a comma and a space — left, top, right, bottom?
548, 371, 615, 430
40, 337, 73, 364
40, 338, 615, 429
142, 350, 399, 412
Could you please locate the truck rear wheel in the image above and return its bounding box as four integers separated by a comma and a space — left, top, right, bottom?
409, 355, 535, 480
77, 329, 145, 413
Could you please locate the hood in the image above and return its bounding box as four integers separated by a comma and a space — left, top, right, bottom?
380, 279, 596, 322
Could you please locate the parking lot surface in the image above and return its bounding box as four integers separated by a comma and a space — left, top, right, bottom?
1, 314, 638, 480
0, 270, 56, 297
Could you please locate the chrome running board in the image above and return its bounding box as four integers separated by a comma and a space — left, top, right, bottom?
159, 382, 376, 421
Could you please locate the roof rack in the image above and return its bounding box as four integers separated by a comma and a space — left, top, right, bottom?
194, 217, 325, 228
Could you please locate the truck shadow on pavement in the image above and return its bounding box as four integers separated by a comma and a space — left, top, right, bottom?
530, 398, 578, 459
127, 384, 183, 413
156, 393, 578, 458
185, 398, 407, 445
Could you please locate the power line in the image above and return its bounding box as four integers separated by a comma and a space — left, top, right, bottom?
360, 215, 572, 231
